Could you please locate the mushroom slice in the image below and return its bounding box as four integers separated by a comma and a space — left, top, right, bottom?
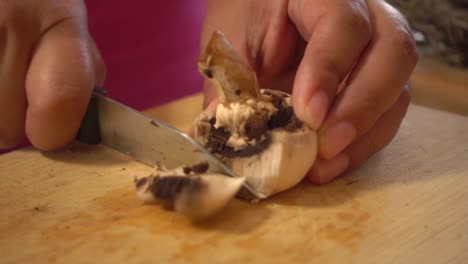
198, 31, 260, 103
134, 162, 244, 220
194, 31, 318, 200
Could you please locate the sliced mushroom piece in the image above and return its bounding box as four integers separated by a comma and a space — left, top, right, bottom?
198, 31, 260, 104
174, 173, 244, 220
134, 162, 245, 221
195, 31, 318, 200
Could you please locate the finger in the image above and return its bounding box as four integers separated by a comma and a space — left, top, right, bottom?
308, 90, 410, 184
318, 2, 418, 159
0, 14, 35, 149
307, 153, 350, 185
89, 37, 107, 87
25, 19, 95, 151
345, 91, 410, 172
0, 49, 28, 149
289, 0, 372, 129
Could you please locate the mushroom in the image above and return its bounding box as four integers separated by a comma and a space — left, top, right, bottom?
134, 31, 318, 220
194, 31, 318, 200
134, 161, 245, 221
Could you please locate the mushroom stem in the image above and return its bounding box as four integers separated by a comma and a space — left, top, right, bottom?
197, 31, 260, 104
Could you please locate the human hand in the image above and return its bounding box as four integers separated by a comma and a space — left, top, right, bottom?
0, 0, 105, 151
201, 0, 418, 183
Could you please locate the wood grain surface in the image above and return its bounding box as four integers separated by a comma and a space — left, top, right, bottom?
1, 93, 468, 264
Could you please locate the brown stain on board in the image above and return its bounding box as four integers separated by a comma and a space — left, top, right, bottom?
42, 184, 375, 261
332, 205, 372, 252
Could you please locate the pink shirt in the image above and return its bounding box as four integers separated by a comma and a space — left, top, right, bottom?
86, 0, 206, 110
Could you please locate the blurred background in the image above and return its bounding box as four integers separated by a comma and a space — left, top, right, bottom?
387, 0, 468, 116
86, 0, 468, 116
86, 0, 206, 111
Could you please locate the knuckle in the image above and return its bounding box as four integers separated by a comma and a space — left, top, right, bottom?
383, 3, 419, 65
344, 2, 372, 41
390, 27, 419, 66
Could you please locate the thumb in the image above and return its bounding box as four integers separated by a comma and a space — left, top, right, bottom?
25, 19, 99, 150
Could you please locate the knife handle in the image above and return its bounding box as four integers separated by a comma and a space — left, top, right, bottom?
76, 87, 108, 145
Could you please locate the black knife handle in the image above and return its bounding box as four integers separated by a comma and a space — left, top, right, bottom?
76, 87, 108, 144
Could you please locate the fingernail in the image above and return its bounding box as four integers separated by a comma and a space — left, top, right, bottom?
308, 154, 350, 184
303, 90, 328, 130
320, 122, 356, 159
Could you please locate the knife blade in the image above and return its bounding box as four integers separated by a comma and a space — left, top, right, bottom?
77, 89, 259, 200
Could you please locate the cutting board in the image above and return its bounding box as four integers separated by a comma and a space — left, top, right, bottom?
1, 94, 468, 264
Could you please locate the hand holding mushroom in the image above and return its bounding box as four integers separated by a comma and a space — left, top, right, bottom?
134, 0, 419, 220
134, 32, 318, 220
195, 32, 318, 199
201, 0, 418, 183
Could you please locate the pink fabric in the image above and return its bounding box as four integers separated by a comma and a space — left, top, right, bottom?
86, 0, 206, 110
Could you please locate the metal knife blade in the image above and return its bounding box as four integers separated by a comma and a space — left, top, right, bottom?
77, 90, 259, 200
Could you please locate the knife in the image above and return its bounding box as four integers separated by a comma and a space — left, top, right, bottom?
77, 88, 259, 200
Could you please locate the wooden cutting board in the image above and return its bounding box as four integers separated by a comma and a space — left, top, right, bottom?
1, 94, 468, 264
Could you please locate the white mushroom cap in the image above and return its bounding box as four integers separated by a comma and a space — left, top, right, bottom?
227, 126, 317, 198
